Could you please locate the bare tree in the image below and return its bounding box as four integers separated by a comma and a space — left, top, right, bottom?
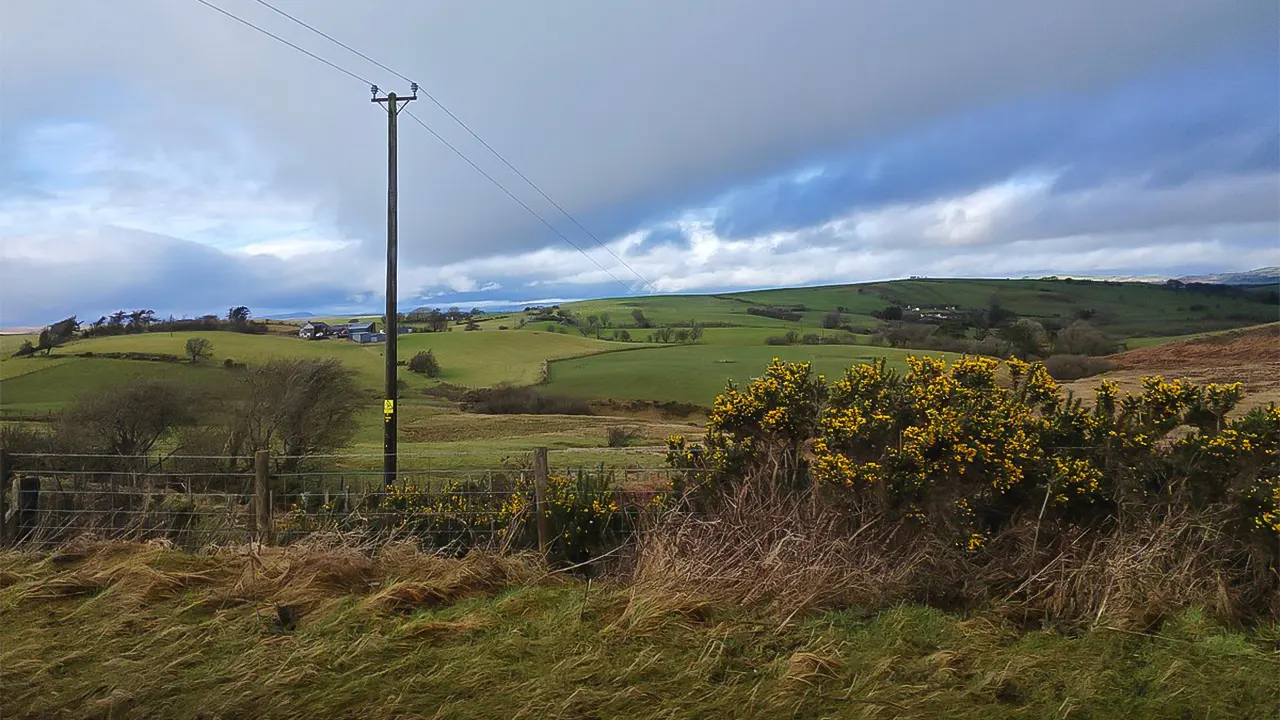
185, 337, 213, 363
59, 380, 200, 458
231, 358, 363, 470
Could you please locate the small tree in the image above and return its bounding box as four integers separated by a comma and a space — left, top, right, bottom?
59, 380, 200, 457
229, 358, 363, 470
689, 322, 704, 343
185, 337, 213, 363
35, 316, 80, 354
877, 305, 903, 322
822, 311, 843, 329
631, 309, 652, 328
1001, 318, 1050, 359
227, 306, 251, 324
408, 349, 442, 377
12, 340, 36, 357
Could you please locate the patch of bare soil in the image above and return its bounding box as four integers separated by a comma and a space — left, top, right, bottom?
1111, 324, 1280, 371
1065, 324, 1280, 412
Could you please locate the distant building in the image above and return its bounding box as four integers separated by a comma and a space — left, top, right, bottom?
299, 321, 331, 340
351, 332, 386, 344
335, 321, 376, 338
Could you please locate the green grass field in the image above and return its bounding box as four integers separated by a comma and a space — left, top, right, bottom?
0, 358, 228, 411
0, 330, 622, 398
545, 344, 942, 404
559, 277, 1278, 339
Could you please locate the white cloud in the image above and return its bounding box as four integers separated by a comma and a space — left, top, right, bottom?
238, 238, 352, 259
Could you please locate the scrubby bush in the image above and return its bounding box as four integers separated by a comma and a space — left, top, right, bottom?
1043, 354, 1114, 380
462, 385, 592, 415
606, 425, 640, 447
408, 349, 441, 377
1000, 318, 1050, 359
1054, 320, 1116, 356
747, 306, 802, 322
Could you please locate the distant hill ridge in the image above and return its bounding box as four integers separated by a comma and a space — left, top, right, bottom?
1177, 267, 1279, 285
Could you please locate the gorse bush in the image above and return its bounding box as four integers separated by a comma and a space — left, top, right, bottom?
668, 356, 1279, 554
369, 471, 629, 562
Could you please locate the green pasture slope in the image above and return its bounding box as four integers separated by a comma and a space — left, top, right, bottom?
0, 330, 618, 401
556, 277, 1278, 340
545, 344, 940, 404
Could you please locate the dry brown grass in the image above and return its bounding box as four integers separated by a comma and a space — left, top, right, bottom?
629, 478, 1277, 630
2, 529, 1276, 717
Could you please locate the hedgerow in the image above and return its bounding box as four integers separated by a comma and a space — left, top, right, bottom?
667, 356, 1280, 555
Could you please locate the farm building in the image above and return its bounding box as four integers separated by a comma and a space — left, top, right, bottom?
334, 321, 376, 338
298, 321, 331, 340
351, 332, 387, 344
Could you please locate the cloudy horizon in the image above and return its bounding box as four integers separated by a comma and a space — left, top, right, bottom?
2, 0, 1277, 326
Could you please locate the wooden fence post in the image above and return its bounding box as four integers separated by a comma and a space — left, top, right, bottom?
17, 473, 39, 544
0, 449, 10, 545
254, 450, 273, 545
533, 447, 550, 558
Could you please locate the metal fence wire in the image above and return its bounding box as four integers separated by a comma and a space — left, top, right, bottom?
0, 450, 696, 552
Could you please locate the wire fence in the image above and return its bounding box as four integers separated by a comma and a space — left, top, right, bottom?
0, 449, 697, 553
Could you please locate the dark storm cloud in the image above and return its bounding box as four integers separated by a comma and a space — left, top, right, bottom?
3, 0, 1274, 263
710, 48, 1279, 241
1, 1, 1277, 323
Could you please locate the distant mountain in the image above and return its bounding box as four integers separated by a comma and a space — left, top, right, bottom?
269, 311, 320, 320
1178, 267, 1280, 285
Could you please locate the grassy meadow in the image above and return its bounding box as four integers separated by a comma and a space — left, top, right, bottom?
545, 343, 937, 404
2, 276, 1276, 463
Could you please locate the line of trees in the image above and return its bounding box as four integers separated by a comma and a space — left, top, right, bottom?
401, 307, 484, 332
79, 307, 265, 339
11, 308, 267, 359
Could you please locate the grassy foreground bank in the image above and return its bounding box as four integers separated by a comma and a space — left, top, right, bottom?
1, 542, 1276, 718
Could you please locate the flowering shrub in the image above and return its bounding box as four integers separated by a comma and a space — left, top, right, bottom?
670, 356, 1280, 551
700, 358, 826, 487
273, 470, 634, 560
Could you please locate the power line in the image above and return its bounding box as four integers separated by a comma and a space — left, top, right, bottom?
403, 109, 636, 294
191, 0, 646, 295
191, 0, 380, 90
248, 0, 660, 294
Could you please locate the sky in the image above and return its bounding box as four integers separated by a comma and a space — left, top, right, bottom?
1, 0, 1277, 325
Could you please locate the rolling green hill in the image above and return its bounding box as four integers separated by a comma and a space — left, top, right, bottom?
3, 277, 1275, 424
544, 344, 945, 404
555, 277, 1278, 339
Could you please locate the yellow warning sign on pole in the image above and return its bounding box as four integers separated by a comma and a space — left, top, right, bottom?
384, 399, 395, 417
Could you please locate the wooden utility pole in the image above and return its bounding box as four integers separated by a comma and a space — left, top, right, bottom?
254, 449, 273, 545
533, 447, 551, 557
372, 84, 417, 487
